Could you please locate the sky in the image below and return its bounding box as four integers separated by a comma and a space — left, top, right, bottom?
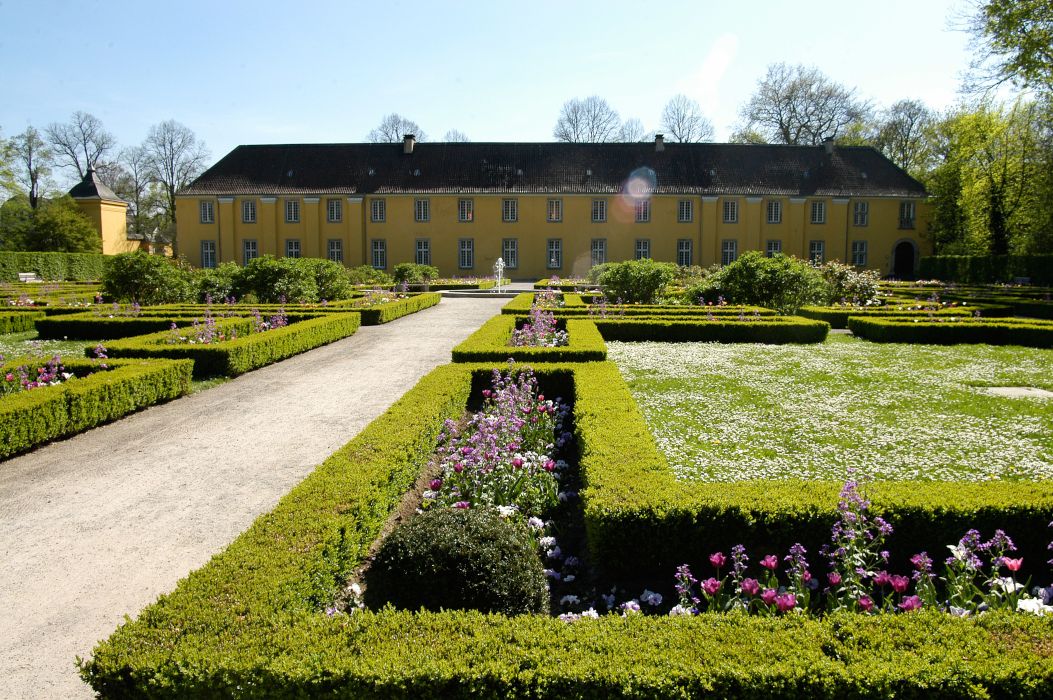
1, 0, 979, 186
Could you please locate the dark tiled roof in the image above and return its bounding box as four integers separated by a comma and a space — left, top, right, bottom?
68, 168, 124, 202
181, 142, 927, 198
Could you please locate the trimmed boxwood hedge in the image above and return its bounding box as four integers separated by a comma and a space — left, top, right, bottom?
502, 292, 774, 318
919, 254, 1053, 286
593, 316, 829, 343
452, 316, 607, 362
98, 313, 361, 378
798, 304, 1014, 329
0, 251, 107, 282
1, 357, 191, 459
81, 361, 1053, 697
0, 310, 44, 334
356, 292, 441, 324
848, 317, 1053, 348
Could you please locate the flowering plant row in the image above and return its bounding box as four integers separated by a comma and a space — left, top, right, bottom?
1, 354, 73, 398
509, 304, 569, 348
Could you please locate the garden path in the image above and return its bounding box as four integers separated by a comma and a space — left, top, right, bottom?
0, 296, 506, 699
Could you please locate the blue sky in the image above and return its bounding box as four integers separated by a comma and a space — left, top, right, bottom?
1, 0, 975, 182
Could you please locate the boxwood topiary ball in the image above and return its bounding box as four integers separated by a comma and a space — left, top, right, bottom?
365, 507, 549, 615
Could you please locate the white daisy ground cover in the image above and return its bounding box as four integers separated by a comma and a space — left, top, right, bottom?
607, 336, 1053, 482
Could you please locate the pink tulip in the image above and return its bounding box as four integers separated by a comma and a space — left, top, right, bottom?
890, 575, 910, 594
760, 588, 778, 606
760, 555, 779, 570
898, 595, 922, 612
709, 552, 727, 569
1003, 557, 1023, 572
701, 577, 722, 596
775, 593, 797, 612
741, 578, 760, 596
857, 596, 874, 612
827, 572, 842, 586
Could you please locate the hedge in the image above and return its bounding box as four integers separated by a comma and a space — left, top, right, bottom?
452, 316, 607, 362
355, 292, 441, 324
502, 292, 587, 314
798, 303, 1014, 329
81, 361, 1053, 697
0, 357, 191, 459
98, 313, 361, 378
919, 255, 1053, 286
593, 317, 830, 343
0, 311, 44, 334
407, 279, 496, 291
848, 317, 1053, 348
533, 278, 594, 292
0, 252, 107, 282
502, 292, 774, 318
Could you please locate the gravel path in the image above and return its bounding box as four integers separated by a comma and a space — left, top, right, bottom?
0, 296, 505, 699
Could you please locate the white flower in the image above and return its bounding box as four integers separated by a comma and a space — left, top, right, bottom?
1018, 598, 1053, 616
350, 582, 362, 597
669, 604, 693, 616
538, 536, 557, 549
547, 546, 563, 560
558, 612, 580, 622
496, 505, 518, 517
527, 516, 545, 530
580, 607, 599, 619
422, 490, 437, 500
543, 568, 561, 580
560, 594, 580, 607
993, 577, 1025, 594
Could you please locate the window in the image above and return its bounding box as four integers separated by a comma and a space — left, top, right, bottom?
327, 198, 342, 223
591, 199, 607, 223
547, 198, 562, 222
327, 239, 343, 263
371, 199, 386, 222
200, 240, 216, 268
547, 239, 562, 269
853, 201, 869, 227
199, 200, 214, 224
721, 239, 738, 265
414, 198, 430, 222
766, 199, 782, 224
678, 199, 693, 223
502, 238, 518, 269
723, 199, 738, 223
458, 238, 474, 269
458, 198, 474, 222
415, 238, 431, 266
677, 239, 693, 267
502, 198, 518, 223
634, 239, 651, 260
810, 200, 826, 225
285, 199, 300, 223
242, 200, 256, 224
899, 201, 915, 229
809, 240, 825, 264
285, 239, 301, 258
242, 239, 258, 265
634, 199, 651, 223
851, 240, 868, 267
371, 239, 387, 269
590, 239, 607, 266
766, 239, 783, 257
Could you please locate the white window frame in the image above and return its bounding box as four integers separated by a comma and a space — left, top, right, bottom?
371, 198, 386, 223
371, 239, 387, 269
502, 198, 518, 223
853, 201, 869, 227
766, 239, 783, 257
242, 199, 256, 224
591, 198, 607, 223
591, 238, 607, 266
721, 239, 738, 265
285, 238, 301, 258
199, 200, 214, 224
899, 201, 916, 229
547, 198, 562, 223
458, 238, 474, 269
810, 200, 826, 225
851, 240, 868, 267
634, 199, 651, 223
416, 238, 431, 266
458, 198, 474, 223
325, 198, 341, 223
634, 238, 651, 260
809, 240, 825, 264
766, 199, 782, 224
547, 239, 562, 269
242, 239, 258, 265
285, 199, 300, 224
200, 240, 216, 268
327, 239, 343, 263
677, 239, 693, 267
414, 198, 430, 223
502, 238, 518, 269
678, 199, 693, 223
723, 199, 738, 224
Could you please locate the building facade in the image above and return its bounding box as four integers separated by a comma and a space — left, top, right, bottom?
178, 136, 929, 279
69, 168, 145, 255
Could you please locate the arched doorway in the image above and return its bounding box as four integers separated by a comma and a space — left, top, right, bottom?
892, 241, 916, 279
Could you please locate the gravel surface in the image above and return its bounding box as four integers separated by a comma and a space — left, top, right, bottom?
0, 296, 505, 699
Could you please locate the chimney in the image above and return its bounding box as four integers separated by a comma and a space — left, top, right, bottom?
403, 134, 416, 154
655, 133, 665, 152
823, 137, 835, 156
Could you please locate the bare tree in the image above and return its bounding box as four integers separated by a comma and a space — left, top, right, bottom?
875, 99, 935, 175
143, 120, 209, 251
368, 114, 428, 143
10, 126, 52, 209
45, 111, 116, 179
617, 118, 650, 142
553, 96, 622, 142
443, 129, 470, 142
661, 95, 715, 142
740, 63, 871, 145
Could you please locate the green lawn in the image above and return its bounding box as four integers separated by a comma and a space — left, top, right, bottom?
608, 336, 1053, 482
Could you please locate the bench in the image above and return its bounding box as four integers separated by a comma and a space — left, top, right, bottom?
17, 272, 42, 283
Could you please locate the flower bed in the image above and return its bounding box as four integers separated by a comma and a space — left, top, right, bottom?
593, 317, 829, 343
81, 361, 1053, 697
848, 317, 1053, 347
502, 292, 774, 318
353, 291, 441, 325
405, 278, 497, 291
97, 312, 361, 378
798, 303, 1015, 329
452, 316, 606, 363
0, 311, 44, 334
1, 356, 191, 459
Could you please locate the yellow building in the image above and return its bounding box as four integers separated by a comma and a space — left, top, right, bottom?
69, 168, 146, 255
178, 136, 930, 279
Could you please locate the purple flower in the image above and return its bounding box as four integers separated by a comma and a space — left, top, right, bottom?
760, 588, 778, 606
453, 501, 471, 509
774, 593, 797, 612
898, 595, 923, 612
890, 575, 910, 594
741, 578, 760, 596
827, 572, 842, 586
857, 595, 874, 612
873, 571, 892, 587
429, 479, 442, 491
701, 577, 722, 596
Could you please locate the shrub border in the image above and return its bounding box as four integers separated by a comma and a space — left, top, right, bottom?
848, 317, 1053, 348
593, 317, 829, 343
451, 316, 607, 362
0, 310, 44, 334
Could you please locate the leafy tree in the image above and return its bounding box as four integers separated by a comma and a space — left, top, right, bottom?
102, 251, 195, 304
740, 63, 871, 145
20, 195, 101, 253
661, 94, 714, 142
392, 262, 439, 284
9, 126, 52, 209
0, 195, 32, 249
553, 96, 622, 142
693, 252, 827, 313
967, 0, 1053, 93
143, 120, 210, 253
728, 127, 769, 144
45, 111, 115, 179
598, 258, 677, 303
368, 114, 427, 143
